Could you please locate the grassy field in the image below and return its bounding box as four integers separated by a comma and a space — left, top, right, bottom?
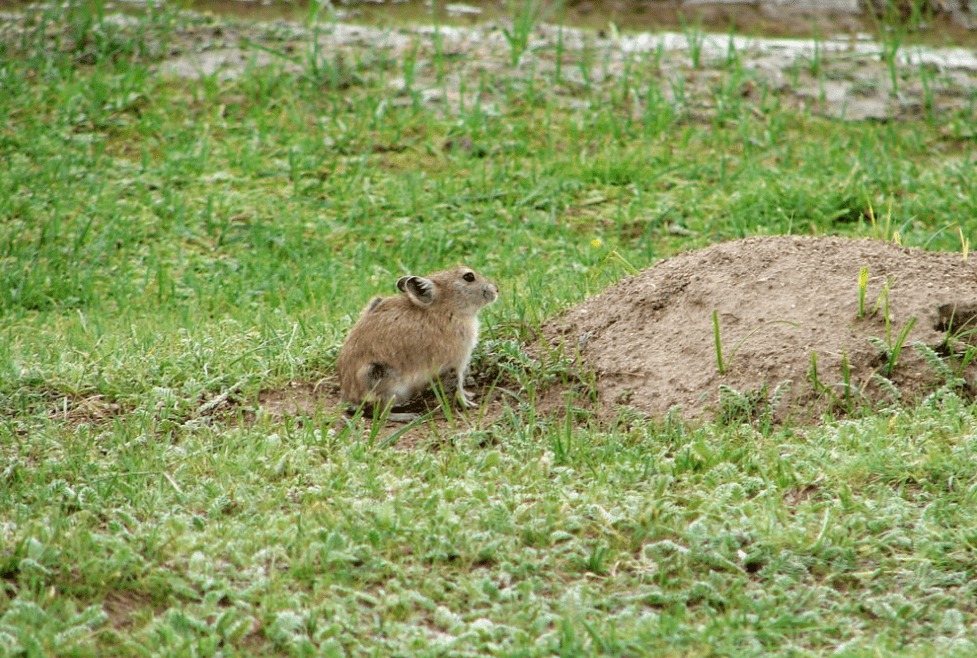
2, 1, 977, 656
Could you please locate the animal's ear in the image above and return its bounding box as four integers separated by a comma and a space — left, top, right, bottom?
397, 275, 436, 307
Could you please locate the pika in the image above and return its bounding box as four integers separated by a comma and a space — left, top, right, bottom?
337, 266, 499, 422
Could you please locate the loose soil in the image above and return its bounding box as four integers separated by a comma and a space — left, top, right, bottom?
541, 235, 977, 421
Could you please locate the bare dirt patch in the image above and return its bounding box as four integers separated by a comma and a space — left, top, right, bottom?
542, 235, 977, 421
255, 375, 512, 449
257, 380, 337, 419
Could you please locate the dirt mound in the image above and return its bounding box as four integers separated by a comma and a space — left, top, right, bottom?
543, 236, 977, 421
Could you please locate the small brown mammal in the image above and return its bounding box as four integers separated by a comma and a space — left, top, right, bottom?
337, 266, 499, 422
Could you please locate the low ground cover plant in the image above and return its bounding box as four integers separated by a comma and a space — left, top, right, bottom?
1, 2, 976, 656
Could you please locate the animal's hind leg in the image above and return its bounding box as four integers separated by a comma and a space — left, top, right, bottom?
364, 363, 420, 423
364, 362, 389, 391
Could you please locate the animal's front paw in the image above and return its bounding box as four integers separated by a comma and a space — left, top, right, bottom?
458, 389, 478, 409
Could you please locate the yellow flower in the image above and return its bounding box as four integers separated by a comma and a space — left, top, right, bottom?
591, 238, 603, 248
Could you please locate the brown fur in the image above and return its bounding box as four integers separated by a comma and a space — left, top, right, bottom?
337, 266, 498, 421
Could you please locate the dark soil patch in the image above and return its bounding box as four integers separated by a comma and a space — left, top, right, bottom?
542, 235, 977, 422
255, 376, 512, 449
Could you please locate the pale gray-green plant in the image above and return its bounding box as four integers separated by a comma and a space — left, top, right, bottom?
716, 380, 789, 428
912, 341, 966, 390
871, 371, 902, 401
934, 307, 977, 378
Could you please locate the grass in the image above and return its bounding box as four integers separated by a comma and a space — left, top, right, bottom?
2, 2, 977, 656
501, 0, 558, 66
712, 312, 800, 376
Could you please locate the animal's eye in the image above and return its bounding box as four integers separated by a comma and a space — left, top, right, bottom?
463, 272, 476, 282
